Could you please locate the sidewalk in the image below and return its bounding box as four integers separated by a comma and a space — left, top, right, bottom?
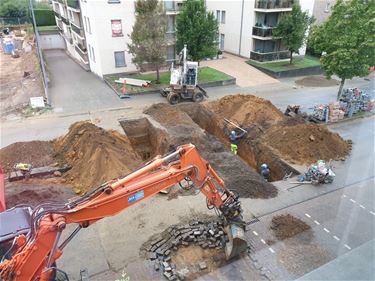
200, 52, 279, 87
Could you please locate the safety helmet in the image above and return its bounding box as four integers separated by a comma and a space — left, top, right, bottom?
261, 163, 268, 169
231, 130, 236, 135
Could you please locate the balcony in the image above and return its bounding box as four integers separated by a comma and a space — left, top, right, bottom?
75, 45, 88, 63
255, 0, 293, 11
67, 0, 80, 10
75, 42, 87, 53
71, 22, 84, 38
61, 15, 69, 25
252, 26, 274, 39
54, 11, 61, 19
250, 50, 290, 62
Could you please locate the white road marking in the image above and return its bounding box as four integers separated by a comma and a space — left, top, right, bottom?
344, 244, 351, 250
261, 239, 266, 245
350, 199, 356, 203
269, 247, 275, 253
252, 231, 258, 236
370, 211, 375, 216
333, 235, 340, 241
323, 228, 330, 233
359, 204, 365, 209
305, 213, 311, 218
342, 194, 347, 198
314, 220, 320, 225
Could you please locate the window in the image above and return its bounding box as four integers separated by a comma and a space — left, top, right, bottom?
167, 45, 175, 61
221, 11, 226, 24
216, 10, 220, 22
88, 43, 91, 58
324, 1, 330, 13
167, 16, 175, 33
108, 0, 121, 3
91, 46, 95, 62
83, 16, 87, 31
220, 34, 225, 50
111, 19, 123, 37
114, 51, 126, 67
87, 17, 91, 34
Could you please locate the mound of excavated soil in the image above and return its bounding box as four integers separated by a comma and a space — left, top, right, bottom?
208, 94, 284, 129
5, 178, 75, 208
0, 141, 56, 172
263, 123, 351, 164
295, 76, 339, 87
53, 122, 142, 192
144, 104, 277, 199
271, 214, 311, 240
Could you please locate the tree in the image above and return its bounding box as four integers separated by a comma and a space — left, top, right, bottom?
309, 0, 375, 99
176, 0, 218, 62
272, 3, 314, 64
0, 0, 29, 18
128, 0, 167, 83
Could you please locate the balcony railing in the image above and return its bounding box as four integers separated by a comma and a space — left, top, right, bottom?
61, 15, 69, 25
71, 22, 84, 37
67, 0, 80, 10
75, 42, 87, 53
250, 50, 290, 62
252, 26, 274, 37
75, 45, 88, 62
54, 11, 61, 19
255, 0, 294, 9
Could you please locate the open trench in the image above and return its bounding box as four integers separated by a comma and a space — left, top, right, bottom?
177, 103, 300, 182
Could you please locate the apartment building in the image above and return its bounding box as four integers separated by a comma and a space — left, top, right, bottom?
52, 0, 180, 78
206, 0, 315, 62
312, 0, 336, 24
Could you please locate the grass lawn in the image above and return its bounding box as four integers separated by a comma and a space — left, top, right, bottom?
37, 25, 58, 32
247, 55, 320, 72
106, 66, 232, 94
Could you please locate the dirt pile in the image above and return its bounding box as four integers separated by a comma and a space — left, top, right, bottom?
263, 124, 352, 164
53, 122, 142, 192
5, 178, 75, 208
143, 104, 277, 199
0, 141, 56, 172
295, 76, 339, 87
208, 94, 284, 129
271, 214, 311, 240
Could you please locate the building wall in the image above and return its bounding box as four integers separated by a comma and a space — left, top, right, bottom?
80, 0, 138, 77
207, 0, 315, 60
312, 0, 336, 24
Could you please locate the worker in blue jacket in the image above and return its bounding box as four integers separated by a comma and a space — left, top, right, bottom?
229, 130, 246, 155
260, 163, 270, 181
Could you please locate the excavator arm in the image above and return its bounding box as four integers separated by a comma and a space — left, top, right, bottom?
0, 144, 247, 281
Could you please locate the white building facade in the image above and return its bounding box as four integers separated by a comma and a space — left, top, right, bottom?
206, 0, 315, 62
52, 0, 179, 78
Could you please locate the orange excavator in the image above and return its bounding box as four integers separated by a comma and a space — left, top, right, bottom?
0, 144, 247, 281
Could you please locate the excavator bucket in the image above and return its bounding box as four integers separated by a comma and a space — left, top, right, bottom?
224, 224, 248, 260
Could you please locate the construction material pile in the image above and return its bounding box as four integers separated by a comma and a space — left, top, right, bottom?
53, 122, 142, 193
144, 220, 227, 280
0, 141, 56, 172
312, 88, 373, 122
271, 214, 311, 240
298, 160, 335, 184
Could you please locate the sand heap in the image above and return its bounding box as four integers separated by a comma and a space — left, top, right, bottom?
208, 94, 284, 129
0, 141, 56, 172
53, 122, 142, 192
263, 123, 352, 164
271, 214, 311, 240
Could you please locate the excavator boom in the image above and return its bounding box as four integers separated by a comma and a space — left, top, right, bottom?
0, 144, 247, 281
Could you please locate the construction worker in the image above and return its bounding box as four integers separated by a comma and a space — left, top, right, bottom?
260, 163, 270, 181
229, 130, 246, 155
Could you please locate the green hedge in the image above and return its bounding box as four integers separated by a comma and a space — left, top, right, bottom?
34, 9, 55, 26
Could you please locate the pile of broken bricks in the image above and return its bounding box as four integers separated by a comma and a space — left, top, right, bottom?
146, 220, 228, 280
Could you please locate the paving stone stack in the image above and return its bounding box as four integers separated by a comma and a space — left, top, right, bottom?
146, 220, 228, 280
